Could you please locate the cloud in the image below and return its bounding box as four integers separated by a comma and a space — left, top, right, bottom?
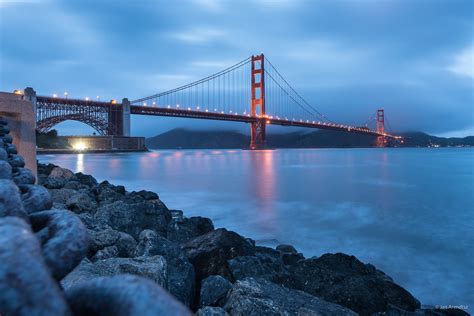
447, 46, 474, 78
168, 28, 226, 44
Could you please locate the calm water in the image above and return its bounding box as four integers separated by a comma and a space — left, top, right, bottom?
39, 148, 474, 309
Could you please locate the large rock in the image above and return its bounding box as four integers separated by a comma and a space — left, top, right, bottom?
20, 184, 53, 214
49, 167, 74, 179
65, 274, 192, 316
29, 210, 90, 280
167, 215, 214, 244
97, 181, 126, 204
196, 306, 228, 316
182, 228, 255, 282
94, 199, 171, 239
0, 217, 71, 315
135, 229, 195, 307
0, 179, 27, 220
93, 256, 168, 288
199, 275, 232, 307
61, 259, 103, 290
72, 172, 98, 188
66, 191, 98, 213
222, 277, 357, 315
283, 253, 421, 315
0, 160, 12, 179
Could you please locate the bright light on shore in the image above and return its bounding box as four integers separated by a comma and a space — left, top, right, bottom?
73, 142, 87, 151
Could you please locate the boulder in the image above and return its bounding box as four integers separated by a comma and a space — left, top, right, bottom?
196, 306, 229, 316
0, 217, 71, 315
283, 253, 421, 315
65, 274, 192, 316
0, 160, 12, 179
228, 256, 282, 283
48, 188, 78, 207
61, 259, 103, 290
50, 166, 74, 179
276, 244, 298, 254
199, 275, 232, 307
42, 176, 68, 189
116, 232, 137, 257
167, 215, 214, 244
72, 172, 98, 188
135, 229, 195, 307
93, 256, 168, 288
8, 153, 25, 169
182, 228, 255, 282
94, 199, 171, 239
0, 179, 27, 220
66, 191, 98, 213
97, 181, 126, 204
0, 147, 7, 160
13, 167, 36, 185
222, 277, 357, 315
19, 184, 53, 214
29, 210, 90, 280
37, 163, 57, 176
91, 245, 119, 261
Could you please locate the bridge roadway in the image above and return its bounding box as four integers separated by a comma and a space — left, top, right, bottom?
131, 105, 399, 139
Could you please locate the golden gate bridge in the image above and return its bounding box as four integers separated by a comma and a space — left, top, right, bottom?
36, 54, 401, 149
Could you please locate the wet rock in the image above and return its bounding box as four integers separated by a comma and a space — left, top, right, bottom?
61, 259, 103, 290
222, 277, 357, 316
19, 184, 53, 214
50, 166, 74, 179
94, 199, 171, 239
0, 160, 12, 179
182, 228, 255, 282
93, 256, 168, 288
0, 179, 27, 220
65, 274, 192, 316
196, 306, 229, 316
0, 217, 71, 315
72, 172, 98, 188
135, 229, 195, 307
66, 191, 98, 213
29, 210, 90, 280
283, 253, 421, 315
167, 215, 215, 244
199, 275, 232, 307
13, 167, 36, 185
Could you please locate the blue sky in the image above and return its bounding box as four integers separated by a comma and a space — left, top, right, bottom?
1, 0, 473, 137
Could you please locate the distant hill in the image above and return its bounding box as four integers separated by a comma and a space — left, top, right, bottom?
146, 128, 474, 149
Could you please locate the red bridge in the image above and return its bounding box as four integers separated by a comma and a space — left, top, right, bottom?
36, 54, 401, 148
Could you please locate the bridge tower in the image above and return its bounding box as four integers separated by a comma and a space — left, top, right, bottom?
376, 108, 386, 147
250, 54, 266, 150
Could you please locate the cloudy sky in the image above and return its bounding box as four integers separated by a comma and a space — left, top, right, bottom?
1, 0, 472, 137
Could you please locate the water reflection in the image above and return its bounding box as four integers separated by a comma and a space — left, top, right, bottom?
76, 153, 84, 173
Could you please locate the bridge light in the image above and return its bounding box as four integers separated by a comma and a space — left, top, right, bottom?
143, 102, 147, 106
187, 107, 191, 110
85, 97, 90, 101
205, 109, 208, 112
176, 104, 180, 107
266, 120, 270, 124
111, 99, 117, 104
64, 92, 68, 99
96, 96, 100, 101
13, 90, 22, 95
152, 101, 156, 105
197, 106, 200, 110
72, 141, 87, 151
53, 93, 58, 98
167, 105, 171, 108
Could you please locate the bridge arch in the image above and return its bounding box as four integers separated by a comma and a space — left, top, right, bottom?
36, 114, 109, 135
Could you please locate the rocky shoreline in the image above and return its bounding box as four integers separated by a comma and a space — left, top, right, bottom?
0, 117, 469, 315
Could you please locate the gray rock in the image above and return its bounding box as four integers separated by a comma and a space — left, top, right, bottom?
228, 256, 282, 283
196, 306, 229, 316
135, 229, 195, 307
72, 172, 98, 188
0, 179, 27, 220
2, 134, 12, 143
116, 232, 137, 257
48, 188, 77, 207
283, 253, 421, 315
0, 160, 12, 179
49, 166, 74, 179
61, 259, 103, 290
222, 277, 357, 316
19, 184, 53, 214
43, 176, 68, 189
182, 228, 255, 282
8, 153, 25, 169
281, 252, 305, 266
91, 245, 119, 261
0, 217, 71, 315
13, 167, 36, 185
65, 274, 192, 316
94, 256, 168, 288
29, 210, 90, 280
0, 147, 7, 160
94, 199, 171, 239
276, 244, 298, 254
5, 143, 17, 155
199, 275, 232, 307
167, 215, 214, 244
66, 191, 98, 213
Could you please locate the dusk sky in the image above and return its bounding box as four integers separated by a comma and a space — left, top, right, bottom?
1, 0, 473, 137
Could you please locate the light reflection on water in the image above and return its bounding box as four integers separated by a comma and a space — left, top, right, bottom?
39, 148, 474, 308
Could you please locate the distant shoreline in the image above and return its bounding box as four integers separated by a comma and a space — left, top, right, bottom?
37, 148, 148, 154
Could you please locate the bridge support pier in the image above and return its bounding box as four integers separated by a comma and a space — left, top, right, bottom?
250, 120, 266, 150
376, 108, 386, 147
121, 98, 131, 136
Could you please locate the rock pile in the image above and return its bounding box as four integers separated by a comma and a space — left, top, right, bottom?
0, 116, 468, 316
